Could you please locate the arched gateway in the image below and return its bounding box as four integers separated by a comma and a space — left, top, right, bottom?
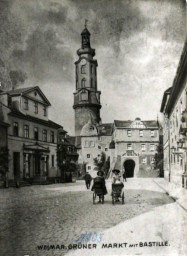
124, 160, 135, 178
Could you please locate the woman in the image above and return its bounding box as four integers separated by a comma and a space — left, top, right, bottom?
91, 170, 107, 202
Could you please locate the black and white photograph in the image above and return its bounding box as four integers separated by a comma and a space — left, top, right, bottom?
0, 0, 186, 255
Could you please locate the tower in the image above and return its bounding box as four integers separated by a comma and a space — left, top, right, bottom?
73, 24, 101, 136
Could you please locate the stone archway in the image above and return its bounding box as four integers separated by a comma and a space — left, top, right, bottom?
124, 159, 135, 178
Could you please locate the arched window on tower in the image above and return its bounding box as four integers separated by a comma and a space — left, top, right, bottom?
91, 78, 93, 88
80, 91, 88, 101
81, 65, 86, 74
81, 79, 86, 88
91, 65, 93, 74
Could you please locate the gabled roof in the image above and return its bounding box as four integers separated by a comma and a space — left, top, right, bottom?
8, 109, 63, 129
7, 86, 51, 106
114, 120, 158, 128
98, 123, 113, 136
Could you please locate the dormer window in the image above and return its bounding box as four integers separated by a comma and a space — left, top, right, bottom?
24, 98, 28, 110
34, 102, 38, 114
81, 65, 86, 74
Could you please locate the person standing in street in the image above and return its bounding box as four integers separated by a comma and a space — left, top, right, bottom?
123, 170, 127, 182
84, 172, 92, 189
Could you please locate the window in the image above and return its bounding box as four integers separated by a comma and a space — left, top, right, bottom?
151, 157, 155, 164
150, 144, 155, 151
127, 130, 132, 137
87, 166, 91, 170
141, 144, 146, 151
80, 92, 88, 101
13, 122, 19, 136
81, 65, 86, 74
34, 127, 38, 140
142, 157, 147, 164
127, 144, 132, 150
105, 148, 108, 152
52, 155, 54, 167
50, 131, 54, 143
91, 78, 93, 88
87, 154, 90, 158
91, 65, 93, 74
8, 96, 12, 108
151, 130, 155, 137
180, 100, 183, 115
98, 145, 101, 149
90, 141, 95, 147
34, 102, 38, 114
139, 130, 143, 137
24, 98, 28, 110
176, 109, 179, 128
43, 106, 47, 116
24, 125, 29, 138
81, 78, 86, 88
43, 130, 47, 142
84, 141, 90, 148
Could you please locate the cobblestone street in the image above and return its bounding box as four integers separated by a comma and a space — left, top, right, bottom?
0, 178, 186, 256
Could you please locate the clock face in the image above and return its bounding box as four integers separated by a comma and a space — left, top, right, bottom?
80, 59, 86, 65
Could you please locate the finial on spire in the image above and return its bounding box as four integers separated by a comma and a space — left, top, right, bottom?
85, 19, 88, 28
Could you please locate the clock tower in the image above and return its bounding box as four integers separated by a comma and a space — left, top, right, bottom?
73, 25, 102, 136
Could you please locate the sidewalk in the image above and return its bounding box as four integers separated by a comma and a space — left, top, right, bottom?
153, 178, 187, 212
66, 178, 187, 256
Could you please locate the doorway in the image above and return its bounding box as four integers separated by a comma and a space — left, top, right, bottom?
13, 152, 20, 178
124, 160, 135, 178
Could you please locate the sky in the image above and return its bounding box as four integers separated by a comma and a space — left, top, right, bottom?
0, 0, 186, 135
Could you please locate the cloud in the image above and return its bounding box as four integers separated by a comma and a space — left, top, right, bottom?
0, 0, 186, 134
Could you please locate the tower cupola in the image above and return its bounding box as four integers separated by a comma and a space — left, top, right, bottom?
81, 27, 91, 49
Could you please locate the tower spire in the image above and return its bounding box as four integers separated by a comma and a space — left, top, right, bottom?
85, 19, 88, 28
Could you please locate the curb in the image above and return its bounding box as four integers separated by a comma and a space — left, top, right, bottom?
153, 179, 187, 212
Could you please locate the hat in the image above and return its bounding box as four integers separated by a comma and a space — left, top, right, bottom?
112, 169, 120, 174
97, 170, 104, 176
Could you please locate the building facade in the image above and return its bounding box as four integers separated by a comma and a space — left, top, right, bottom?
73, 26, 160, 178
160, 39, 187, 187
0, 86, 64, 185
109, 118, 160, 178
77, 112, 112, 177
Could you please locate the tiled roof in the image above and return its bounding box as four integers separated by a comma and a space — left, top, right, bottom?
8, 109, 63, 129
97, 123, 113, 136
114, 120, 158, 128
114, 120, 132, 128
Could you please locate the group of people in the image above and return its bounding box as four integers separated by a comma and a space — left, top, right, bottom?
84, 168, 127, 202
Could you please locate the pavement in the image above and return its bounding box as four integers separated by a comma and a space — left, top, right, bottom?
153, 178, 187, 211
0, 178, 186, 256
